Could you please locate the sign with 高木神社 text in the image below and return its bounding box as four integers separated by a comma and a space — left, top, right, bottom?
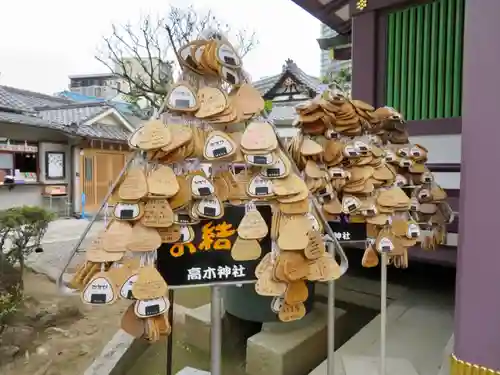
328, 220, 367, 243
156, 205, 272, 288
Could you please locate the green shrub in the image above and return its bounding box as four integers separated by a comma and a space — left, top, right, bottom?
0, 206, 54, 324
0, 206, 55, 266
0, 286, 22, 325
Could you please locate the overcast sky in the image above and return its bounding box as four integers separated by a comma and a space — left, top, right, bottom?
0, 0, 320, 95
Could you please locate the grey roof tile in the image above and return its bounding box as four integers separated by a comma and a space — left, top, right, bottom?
0, 84, 133, 142
36, 102, 109, 125
76, 124, 130, 141
0, 85, 73, 111
0, 111, 70, 132
253, 59, 321, 97
36, 102, 134, 141
0, 87, 33, 112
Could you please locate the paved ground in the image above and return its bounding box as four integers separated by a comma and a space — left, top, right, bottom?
25, 218, 105, 281
309, 286, 454, 375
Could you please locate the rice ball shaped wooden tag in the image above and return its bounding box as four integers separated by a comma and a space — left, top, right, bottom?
241, 121, 277, 151
237, 209, 268, 240
284, 281, 309, 305
119, 273, 138, 300
361, 245, 379, 268
166, 82, 199, 112
203, 131, 236, 160
126, 223, 162, 252
101, 221, 133, 253
86, 247, 124, 263
113, 202, 144, 221
255, 268, 287, 297
141, 198, 174, 228
190, 174, 215, 198
118, 167, 148, 201
245, 153, 275, 167
174, 210, 199, 226
406, 222, 420, 239
342, 195, 361, 214
196, 197, 224, 219
375, 228, 395, 253
148, 165, 179, 198
247, 175, 274, 198
158, 224, 182, 243
215, 43, 241, 68
132, 266, 168, 300
271, 296, 285, 314
133, 120, 172, 150
169, 176, 191, 210
305, 212, 322, 233
196, 87, 228, 118
304, 230, 326, 260
179, 224, 195, 243
278, 302, 306, 322
278, 217, 311, 251
134, 296, 170, 318
121, 303, 145, 338
82, 272, 117, 305
260, 153, 290, 179
231, 237, 262, 261
220, 66, 241, 85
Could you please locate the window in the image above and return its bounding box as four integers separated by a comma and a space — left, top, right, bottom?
0, 150, 38, 183
84, 157, 93, 181
45, 151, 65, 180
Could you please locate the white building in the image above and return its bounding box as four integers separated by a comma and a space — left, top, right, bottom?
68, 73, 121, 100
69, 57, 172, 106
319, 24, 351, 78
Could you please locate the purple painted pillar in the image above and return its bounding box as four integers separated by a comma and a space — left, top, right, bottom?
454, 0, 500, 371
351, 11, 376, 104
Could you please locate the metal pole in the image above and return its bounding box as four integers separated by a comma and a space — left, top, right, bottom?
56, 151, 139, 292
380, 252, 388, 375
326, 241, 336, 375
166, 289, 175, 375
210, 286, 223, 375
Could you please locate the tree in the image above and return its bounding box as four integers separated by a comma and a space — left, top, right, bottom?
321, 65, 352, 98
96, 5, 259, 110
0, 206, 54, 324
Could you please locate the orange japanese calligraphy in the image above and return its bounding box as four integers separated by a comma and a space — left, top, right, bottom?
170, 242, 197, 257
171, 221, 236, 257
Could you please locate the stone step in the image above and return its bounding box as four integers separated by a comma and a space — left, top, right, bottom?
176, 367, 211, 375
342, 355, 420, 375
245, 303, 346, 375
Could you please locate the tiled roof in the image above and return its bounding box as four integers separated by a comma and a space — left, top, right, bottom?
0, 110, 69, 132
0, 85, 134, 142
253, 59, 322, 97
77, 124, 130, 141
36, 102, 109, 125
0, 85, 73, 111
36, 102, 133, 141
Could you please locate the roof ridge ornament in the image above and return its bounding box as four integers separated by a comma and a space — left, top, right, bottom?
282, 59, 297, 72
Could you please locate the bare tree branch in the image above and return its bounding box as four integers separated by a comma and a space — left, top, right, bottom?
95, 5, 259, 110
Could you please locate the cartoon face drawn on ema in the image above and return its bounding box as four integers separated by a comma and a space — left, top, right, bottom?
187, 265, 246, 281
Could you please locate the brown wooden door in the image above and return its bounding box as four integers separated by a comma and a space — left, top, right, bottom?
80, 149, 127, 213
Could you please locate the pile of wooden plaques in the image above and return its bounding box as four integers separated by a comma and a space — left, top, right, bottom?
67, 32, 344, 331
288, 94, 452, 268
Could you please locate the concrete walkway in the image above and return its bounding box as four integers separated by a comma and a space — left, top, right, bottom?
309, 290, 454, 375
26, 218, 105, 281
